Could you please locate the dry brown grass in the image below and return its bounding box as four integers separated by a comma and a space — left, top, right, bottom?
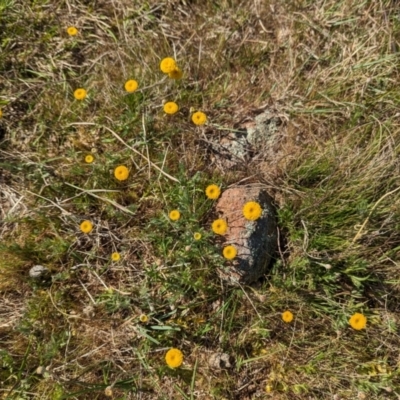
1, 0, 400, 399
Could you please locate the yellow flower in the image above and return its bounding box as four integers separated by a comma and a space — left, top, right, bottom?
349, 312, 367, 330
165, 348, 183, 368
211, 219, 228, 235
80, 220, 93, 234
67, 26, 78, 36
223, 245, 237, 260
0, 109, 3, 118
139, 314, 149, 323
124, 79, 138, 92
205, 184, 221, 200
111, 252, 120, 261
160, 57, 177, 73
104, 386, 113, 397
169, 210, 181, 221
85, 154, 94, 163
114, 165, 129, 181
192, 111, 207, 125
243, 201, 262, 221
168, 68, 183, 79
193, 232, 202, 241
265, 384, 273, 393
163, 101, 179, 115
74, 88, 87, 100
282, 310, 294, 323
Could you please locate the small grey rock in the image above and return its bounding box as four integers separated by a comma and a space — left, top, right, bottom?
29, 265, 50, 279
209, 353, 232, 369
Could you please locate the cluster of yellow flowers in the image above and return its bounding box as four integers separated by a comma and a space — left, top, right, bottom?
280, 310, 367, 331
67, 44, 207, 124
167, 184, 264, 262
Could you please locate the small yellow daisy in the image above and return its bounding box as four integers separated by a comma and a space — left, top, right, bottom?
74, 88, 87, 100
349, 312, 367, 330
192, 111, 207, 125
223, 245, 237, 260
169, 210, 181, 221
67, 26, 78, 36
163, 101, 179, 115
211, 219, 228, 235
80, 220, 93, 234
193, 232, 202, 240
114, 165, 129, 181
282, 310, 294, 323
85, 154, 94, 163
205, 184, 221, 200
111, 252, 120, 262
139, 314, 149, 323
160, 57, 177, 74
243, 201, 262, 221
124, 79, 138, 93
168, 68, 183, 80
165, 348, 183, 368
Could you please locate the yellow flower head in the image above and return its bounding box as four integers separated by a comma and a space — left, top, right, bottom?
74, 88, 87, 100
104, 387, 113, 397
163, 101, 179, 115
85, 154, 94, 163
193, 232, 202, 241
114, 165, 129, 181
80, 220, 93, 234
168, 68, 183, 80
282, 310, 294, 323
212, 219, 228, 235
205, 184, 221, 200
124, 79, 138, 92
160, 57, 177, 73
349, 312, 367, 330
139, 314, 149, 323
111, 252, 120, 261
165, 348, 183, 368
169, 210, 181, 221
223, 245, 237, 260
192, 111, 207, 125
67, 26, 78, 36
243, 201, 262, 221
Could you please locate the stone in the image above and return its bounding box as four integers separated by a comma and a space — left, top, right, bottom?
210, 110, 282, 170
216, 186, 277, 284
208, 353, 233, 370
29, 265, 50, 280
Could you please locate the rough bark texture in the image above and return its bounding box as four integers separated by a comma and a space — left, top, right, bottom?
216, 186, 277, 285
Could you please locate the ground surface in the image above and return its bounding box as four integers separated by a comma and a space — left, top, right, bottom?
1, 1, 400, 399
